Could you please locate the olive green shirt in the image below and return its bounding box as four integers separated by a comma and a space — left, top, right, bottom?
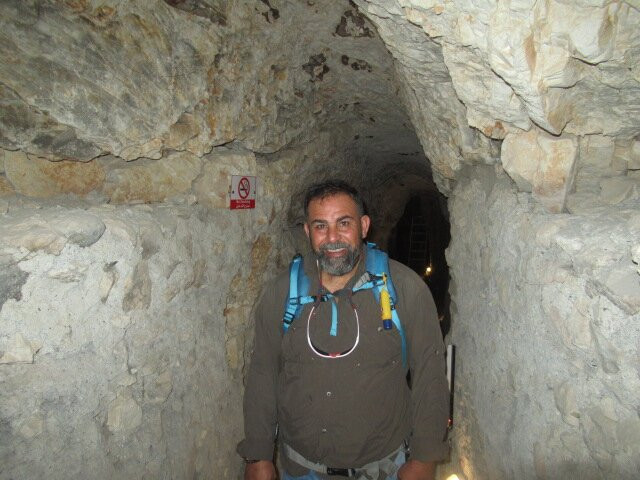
237, 250, 449, 473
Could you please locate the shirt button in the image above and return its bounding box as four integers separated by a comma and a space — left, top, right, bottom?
326, 391, 332, 397
321, 428, 327, 433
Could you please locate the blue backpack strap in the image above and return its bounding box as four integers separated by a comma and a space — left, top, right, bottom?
365, 243, 407, 368
283, 254, 313, 333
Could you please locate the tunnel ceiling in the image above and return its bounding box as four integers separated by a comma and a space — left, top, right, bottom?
1, 0, 638, 215
0, 0, 437, 202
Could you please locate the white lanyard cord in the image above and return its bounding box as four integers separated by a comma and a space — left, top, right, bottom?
306, 302, 360, 359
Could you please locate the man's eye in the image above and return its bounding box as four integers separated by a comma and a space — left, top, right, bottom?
315, 224, 327, 230
339, 220, 351, 228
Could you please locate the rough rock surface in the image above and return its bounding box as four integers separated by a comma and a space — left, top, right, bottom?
357, 0, 640, 201
0, 1, 220, 161
446, 168, 640, 480
0, 189, 289, 479
501, 127, 578, 212
0, 0, 638, 479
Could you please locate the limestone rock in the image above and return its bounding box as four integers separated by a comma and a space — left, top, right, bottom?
144, 370, 173, 404
3, 151, 105, 197
99, 267, 117, 303
616, 415, 640, 451
0, 209, 105, 257
104, 151, 202, 204
115, 372, 138, 388
448, 174, 640, 479
162, 112, 201, 152
47, 264, 88, 283
599, 177, 637, 205
443, 42, 530, 139
601, 266, 640, 315
225, 335, 241, 372
0, 333, 39, 364
547, 300, 593, 352
557, 2, 617, 65
630, 141, 640, 170
0, 84, 104, 161
223, 305, 247, 338
0, 263, 29, 311
122, 261, 152, 312
532, 133, 579, 213
580, 135, 616, 169
360, 0, 640, 189
632, 245, 640, 275
502, 128, 578, 212
48, 211, 106, 247
188, 259, 207, 289
553, 382, 580, 427
106, 392, 142, 434
501, 129, 540, 192
611, 139, 636, 172
18, 413, 44, 439
0, 1, 219, 161
0, 213, 67, 255
0, 175, 15, 196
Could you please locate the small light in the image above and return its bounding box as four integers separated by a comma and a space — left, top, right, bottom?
424, 265, 433, 276
446, 475, 461, 480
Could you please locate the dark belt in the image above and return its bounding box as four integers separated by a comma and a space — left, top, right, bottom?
283, 442, 405, 478
326, 467, 356, 477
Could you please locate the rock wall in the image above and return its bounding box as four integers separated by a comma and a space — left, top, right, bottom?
358, 0, 640, 205
1, 0, 639, 479
0, 147, 297, 479
353, 1, 640, 477
446, 166, 640, 480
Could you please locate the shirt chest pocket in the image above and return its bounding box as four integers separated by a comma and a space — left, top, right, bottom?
354, 318, 403, 368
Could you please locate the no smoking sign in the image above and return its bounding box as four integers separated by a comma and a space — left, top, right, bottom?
230, 175, 257, 209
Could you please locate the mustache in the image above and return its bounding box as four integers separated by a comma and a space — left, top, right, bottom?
319, 242, 351, 252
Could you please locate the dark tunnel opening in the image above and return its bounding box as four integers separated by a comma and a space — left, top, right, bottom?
388, 192, 451, 336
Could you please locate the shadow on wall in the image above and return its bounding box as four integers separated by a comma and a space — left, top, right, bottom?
388, 194, 451, 336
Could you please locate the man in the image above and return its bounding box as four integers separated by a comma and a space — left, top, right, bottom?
237, 181, 449, 480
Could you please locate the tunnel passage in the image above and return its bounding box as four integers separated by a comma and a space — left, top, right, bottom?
1, 1, 640, 480
388, 193, 451, 335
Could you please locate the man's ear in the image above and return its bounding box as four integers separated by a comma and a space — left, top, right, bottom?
360, 215, 371, 239
304, 222, 310, 238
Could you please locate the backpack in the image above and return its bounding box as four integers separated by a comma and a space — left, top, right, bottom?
282, 242, 407, 368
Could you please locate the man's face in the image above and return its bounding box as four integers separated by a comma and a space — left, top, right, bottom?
304, 193, 371, 277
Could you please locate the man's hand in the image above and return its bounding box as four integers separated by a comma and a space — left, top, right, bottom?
397, 459, 436, 480
244, 460, 276, 480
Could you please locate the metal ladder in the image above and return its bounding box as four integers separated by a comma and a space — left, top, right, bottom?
407, 215, 429, 274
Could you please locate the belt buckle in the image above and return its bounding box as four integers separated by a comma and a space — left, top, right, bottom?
326, 467, 354, 477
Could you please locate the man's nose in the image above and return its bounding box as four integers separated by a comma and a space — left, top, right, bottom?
327, 224, 340, 242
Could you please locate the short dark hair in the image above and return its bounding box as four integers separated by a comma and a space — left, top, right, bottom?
303, 180, 366, 218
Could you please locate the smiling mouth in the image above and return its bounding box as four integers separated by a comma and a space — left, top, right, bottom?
319, 242, 352, 257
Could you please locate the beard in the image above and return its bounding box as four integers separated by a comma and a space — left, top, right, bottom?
314, 241, 362, 276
